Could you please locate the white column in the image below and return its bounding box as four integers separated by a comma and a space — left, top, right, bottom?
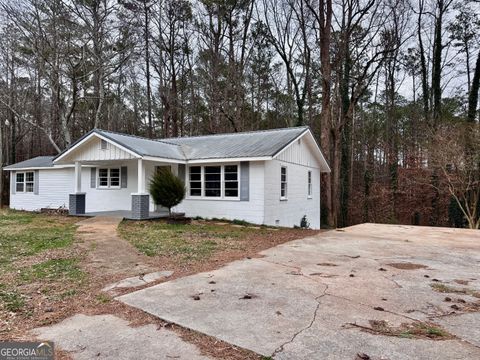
137, 158, 144, 193
74, 161, 82, 193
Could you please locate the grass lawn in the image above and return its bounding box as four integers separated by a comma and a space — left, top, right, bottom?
118, 219, 318, 267
0, 210, 85, 336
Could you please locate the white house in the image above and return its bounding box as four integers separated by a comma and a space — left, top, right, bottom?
4, 127, 330, 229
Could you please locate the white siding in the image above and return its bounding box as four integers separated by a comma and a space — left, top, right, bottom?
175, 161, 265, 224
61, 136, 136, 162
10, 168, 72, 211
264, 134, 322, 229
263, 160, 321, 229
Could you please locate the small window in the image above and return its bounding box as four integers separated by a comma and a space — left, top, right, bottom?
280, 166, 287, 199
98, 168, 120, 188
16, 173, 25, 192
100, 139, 108, 150
224, 165, 238, 197
25, 172, 35, 193
307, 170, 312, 197
189, 166, 202, 196
110, 168, 120, 187
15, 171, 34, 193
204, 166, 221, 197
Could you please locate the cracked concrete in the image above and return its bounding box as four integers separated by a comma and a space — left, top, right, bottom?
32, 314, 212, 360
118, 224, 480, 359
102, 271, 174, 292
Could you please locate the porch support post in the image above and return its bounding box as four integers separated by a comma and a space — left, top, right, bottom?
69, 161, 86, 215
131, 157, 149, 220
74, 161, 82, 193
137, 158, 144, 193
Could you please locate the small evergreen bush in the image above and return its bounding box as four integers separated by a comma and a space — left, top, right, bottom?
149, 168, 186, 216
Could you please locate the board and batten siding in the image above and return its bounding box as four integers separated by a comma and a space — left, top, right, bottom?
264, 135, 322, 229
61, 136, 136, 162
9, 168, 73, 211
275, 134, 321, 168
175, 161, 265, 224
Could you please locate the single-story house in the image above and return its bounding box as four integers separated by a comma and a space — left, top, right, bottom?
3, 126, 330, 229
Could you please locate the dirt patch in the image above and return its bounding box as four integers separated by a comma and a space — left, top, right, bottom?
317, 262, 338, 266
454, 279, 470, 285
431, 283, 480, 299
346, 320, 455, 340
387, 262, 428, 270
76, 216, 157, 278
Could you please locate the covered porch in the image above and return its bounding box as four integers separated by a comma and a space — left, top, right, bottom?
53, 131, 185, 220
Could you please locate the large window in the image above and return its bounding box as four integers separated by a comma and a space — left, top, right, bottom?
98, 168, 120, 189
204, 166, 221, 197
280, 166, 287, 199
307, 170, 312, 198
16, 171, 34, 193
188, 165, 239, 198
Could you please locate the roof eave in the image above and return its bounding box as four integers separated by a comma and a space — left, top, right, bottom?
53, 130, 143, 163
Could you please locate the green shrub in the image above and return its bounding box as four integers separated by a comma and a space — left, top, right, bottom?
149, 168, 186, 216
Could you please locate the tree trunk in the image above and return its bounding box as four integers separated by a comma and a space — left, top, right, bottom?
144, 1, 153, 138
467, 50, 480, 123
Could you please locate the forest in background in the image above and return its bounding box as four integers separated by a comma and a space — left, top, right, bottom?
0, 0, 479, 229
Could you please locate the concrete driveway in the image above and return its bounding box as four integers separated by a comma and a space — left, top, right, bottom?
118, 224, 480, 359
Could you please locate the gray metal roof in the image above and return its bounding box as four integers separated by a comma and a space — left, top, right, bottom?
5, 126, 316, 169
166, 126, 309, 160
4, 156, 55, 170
97, 130, 185, 160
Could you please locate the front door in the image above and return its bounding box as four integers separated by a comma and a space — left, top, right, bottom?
154, 166, 171, 214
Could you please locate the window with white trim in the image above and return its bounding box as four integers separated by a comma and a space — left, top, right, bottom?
280, 166, 287, 199
98, 168, 120, 189
189, 166, 202, 196
224, 165, 238, 197
188, 165, 239, 198
100, 139, 108, 150
307, 170, 312, 197
16, 171, 35, 193
204, 166, 221, 197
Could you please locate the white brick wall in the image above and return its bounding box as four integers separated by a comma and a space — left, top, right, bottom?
263, 160, 321, 229
175, 161, 265, 224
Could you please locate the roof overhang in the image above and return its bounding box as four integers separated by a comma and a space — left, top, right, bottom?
273, 128, 331, 172
186, 156, 272, 164
54, 130, 142, 164
3, 165, 74, 171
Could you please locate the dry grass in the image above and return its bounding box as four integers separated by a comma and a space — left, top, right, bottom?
347, 320, 454, 340
430, 283, 480, 298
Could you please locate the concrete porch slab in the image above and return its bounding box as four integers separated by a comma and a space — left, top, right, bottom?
75, 210, 168, 220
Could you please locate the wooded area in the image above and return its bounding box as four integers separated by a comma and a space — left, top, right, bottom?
0, 0, 479, 228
